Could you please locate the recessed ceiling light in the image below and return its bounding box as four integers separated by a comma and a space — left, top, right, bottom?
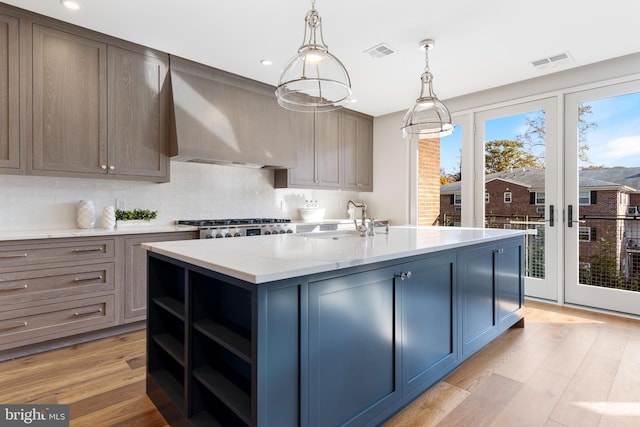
349, 99, 358, 103
260, 59, 273, 66
60, 0, 81, 10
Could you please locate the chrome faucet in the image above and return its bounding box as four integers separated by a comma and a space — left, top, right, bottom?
347, 200, 368, 235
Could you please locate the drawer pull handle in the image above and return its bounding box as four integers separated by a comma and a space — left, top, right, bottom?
0, 284, 28, 291
0, 321, 27, 331
0, 253, 28, 259
72, 248, 104, 253
73, 275, 103, 283
74, 308, 103, 317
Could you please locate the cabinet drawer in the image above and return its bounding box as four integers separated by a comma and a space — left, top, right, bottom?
0, 239, 115, 267
0, 295, 115, 349
0, 263, 115, 307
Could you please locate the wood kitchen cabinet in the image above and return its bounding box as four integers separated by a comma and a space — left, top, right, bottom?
275, 109, 373, 191
342, 110, 373, 191
30, 24, 108, 176
121, 231, 196, 323
279, 111, 341, 189
27, 19, 169, 182
0, 11, 21, 174
108, 45, 169, 180
0, 237, 118, 353
0, 229, 196, 359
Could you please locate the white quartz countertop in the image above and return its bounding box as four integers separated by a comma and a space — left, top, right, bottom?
0, 224, 198, 241
142, 226, 526, 284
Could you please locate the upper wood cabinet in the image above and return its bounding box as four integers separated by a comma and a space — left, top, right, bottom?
0, 12, 21, 173
108, 45, 169, 180
26, 19, 169, 182
315, 111, 342, 188
275, 109, 373, 191
342, 110, 373, 191
280, 111, 341, 189
30, 24, 108, 176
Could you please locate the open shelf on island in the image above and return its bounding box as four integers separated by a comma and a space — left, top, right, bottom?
153, 296, 185, 320
193, 319, 251, 364
152, 333, 185, 366
193, 365, 251, 424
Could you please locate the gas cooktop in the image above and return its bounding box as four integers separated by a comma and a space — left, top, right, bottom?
177, 218, 291, 227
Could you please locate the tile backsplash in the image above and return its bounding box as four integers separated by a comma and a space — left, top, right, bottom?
0, 162, 366, 231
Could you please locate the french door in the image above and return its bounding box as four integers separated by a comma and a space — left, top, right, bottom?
475, 98, 559, 300
564, 79, 640, 314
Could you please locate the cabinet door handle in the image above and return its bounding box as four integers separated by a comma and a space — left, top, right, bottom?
73, 275, 103, 283
0, 253, 28, 259
101, 165, 107, 170
396, 271, 412, 280
109, 165, 115, 171
72, 247, 104, 253
549, 205, 554, 227
73, 308, 103, 317
0, 284, 28, 291
0, 321, 28, 332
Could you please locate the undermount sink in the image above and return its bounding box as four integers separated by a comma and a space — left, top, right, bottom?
297, 229, 362, 239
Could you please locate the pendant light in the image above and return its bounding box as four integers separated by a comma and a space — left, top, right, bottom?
276, 0, 352, 112
402, 39, 453, 138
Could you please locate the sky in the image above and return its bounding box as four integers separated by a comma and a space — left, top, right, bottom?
439, 91, 640, 175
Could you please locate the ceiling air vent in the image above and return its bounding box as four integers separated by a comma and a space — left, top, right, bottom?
531, 51, 573, 69
364, 43, 395, 59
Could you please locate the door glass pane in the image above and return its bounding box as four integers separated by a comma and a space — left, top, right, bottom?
437, 124, 462, 226
577, 92, 640, 291
484, 110, 546, 280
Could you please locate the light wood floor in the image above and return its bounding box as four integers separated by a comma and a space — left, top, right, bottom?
1, 300, 640, 426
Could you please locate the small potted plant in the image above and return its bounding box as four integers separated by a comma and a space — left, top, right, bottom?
115, 208, 158, 228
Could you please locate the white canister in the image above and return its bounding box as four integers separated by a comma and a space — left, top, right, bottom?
77, 200, 95, 229
102, 206, 116, 230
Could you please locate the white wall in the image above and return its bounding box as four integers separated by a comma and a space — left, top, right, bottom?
368, 111, 413, 225
0, 161, 365, 231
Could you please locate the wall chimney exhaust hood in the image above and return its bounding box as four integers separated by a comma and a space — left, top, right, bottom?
169, 56, 296, 169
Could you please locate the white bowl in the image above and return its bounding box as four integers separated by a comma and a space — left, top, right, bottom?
299, 208, 326, 223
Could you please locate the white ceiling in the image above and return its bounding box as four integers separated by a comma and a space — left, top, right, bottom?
6, 0, 640, 117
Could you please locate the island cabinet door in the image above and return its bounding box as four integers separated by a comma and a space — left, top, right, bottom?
458, 243, 499, 359
307, 266, 401, 427
400, 252, 457, 397
496, 238, 524, 331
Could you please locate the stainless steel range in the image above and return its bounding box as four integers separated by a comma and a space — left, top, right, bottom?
177, 218, 293, 239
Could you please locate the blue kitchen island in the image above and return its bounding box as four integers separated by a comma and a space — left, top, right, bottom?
143, 226, 526, 426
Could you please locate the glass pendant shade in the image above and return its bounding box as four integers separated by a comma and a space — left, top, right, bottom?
276, 4, 352, 112
402, 39, 453, 138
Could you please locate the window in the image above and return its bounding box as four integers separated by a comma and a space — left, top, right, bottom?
579, 191, 591, 206
503, 224, 512, 229
504, 192, 512, 203
453, 222, 462, 227
485, 192, 490, 203
536, 207, 545, 214
453, 194, 461, 205
579, 227, 595, 242
535, 192, 545, 205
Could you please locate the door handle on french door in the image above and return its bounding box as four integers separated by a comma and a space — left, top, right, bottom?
568, 205, 573, 227
549, 205, 554, 227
